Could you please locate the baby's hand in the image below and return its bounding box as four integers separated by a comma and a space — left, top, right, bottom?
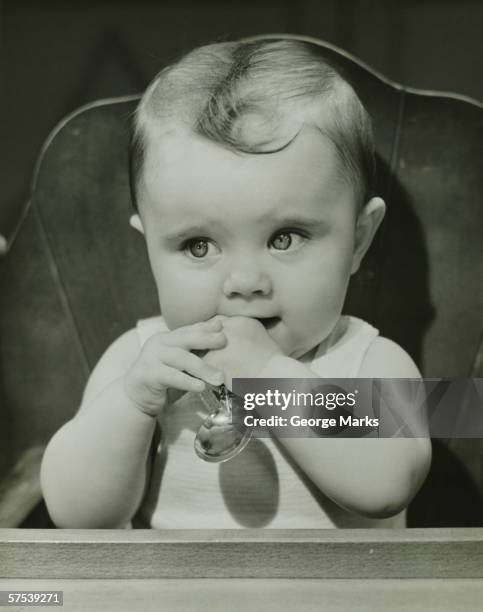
202, 316, 282, 388
124, 318, 226, 416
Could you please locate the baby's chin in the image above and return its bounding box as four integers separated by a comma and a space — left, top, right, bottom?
264, 324, 318, 361
288, 342, 320, 361
273, 321, 337, 361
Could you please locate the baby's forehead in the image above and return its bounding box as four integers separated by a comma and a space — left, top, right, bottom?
142, 123, 342, 190
139, 126, 357, 229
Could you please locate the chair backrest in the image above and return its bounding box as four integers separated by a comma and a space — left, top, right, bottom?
1, 35, 482, 476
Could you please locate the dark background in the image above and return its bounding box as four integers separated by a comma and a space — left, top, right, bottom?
1, 0, 483, 237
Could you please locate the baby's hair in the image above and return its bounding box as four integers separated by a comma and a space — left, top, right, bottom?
129, 38, 376, 210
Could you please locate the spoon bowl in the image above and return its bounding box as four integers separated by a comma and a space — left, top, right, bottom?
194, 384, 252, 462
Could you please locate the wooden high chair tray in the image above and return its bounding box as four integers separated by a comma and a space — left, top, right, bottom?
1, 528, 483, 611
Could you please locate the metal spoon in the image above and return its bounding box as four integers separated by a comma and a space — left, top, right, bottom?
194, 384, 252, 462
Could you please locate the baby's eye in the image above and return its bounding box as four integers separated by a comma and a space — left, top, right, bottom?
269, 231, 306, 251
184, 238, 218, 259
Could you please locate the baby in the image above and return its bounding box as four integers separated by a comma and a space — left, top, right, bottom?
41, 38, 431, 529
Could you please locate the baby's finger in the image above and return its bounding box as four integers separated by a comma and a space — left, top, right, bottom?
207, 315, 229, 327
158, 346, 225, 387
161, 328, 227, 351
180, 318, 223, 332
203, 316, 225, 330
158, 364, 207, 393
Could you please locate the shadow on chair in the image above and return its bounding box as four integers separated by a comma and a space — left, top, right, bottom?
408, 439, 483, 527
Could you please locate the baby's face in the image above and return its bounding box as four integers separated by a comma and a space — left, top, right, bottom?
137, 126, 363, 359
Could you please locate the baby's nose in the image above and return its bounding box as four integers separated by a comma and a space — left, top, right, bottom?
222, 258, 271, 297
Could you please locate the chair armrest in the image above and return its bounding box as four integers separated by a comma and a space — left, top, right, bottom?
0, 446, 45, 527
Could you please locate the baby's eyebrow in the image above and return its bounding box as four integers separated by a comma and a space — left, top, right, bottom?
163, 224, 215, 242
161, 215, 328, 243
266, 214, 329, 229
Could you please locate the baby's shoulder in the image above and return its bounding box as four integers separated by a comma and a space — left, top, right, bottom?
359, 336, 421, 378
96, 327, 141, 369
81, 328, 140, 407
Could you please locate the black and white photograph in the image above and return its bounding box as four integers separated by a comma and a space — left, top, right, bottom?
1, 1, 483, 610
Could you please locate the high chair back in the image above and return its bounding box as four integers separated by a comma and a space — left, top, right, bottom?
1, 35, 482, 526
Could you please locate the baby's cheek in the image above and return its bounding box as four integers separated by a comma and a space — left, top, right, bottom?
157, 274, 220, 328
287, 272, 346, 332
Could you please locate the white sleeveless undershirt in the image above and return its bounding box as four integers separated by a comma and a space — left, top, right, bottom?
134, 315, 406, 529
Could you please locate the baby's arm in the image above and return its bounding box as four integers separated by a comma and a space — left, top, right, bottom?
203, 317, 431, 519
40, 319, 225, 528
259, 337, 432, 518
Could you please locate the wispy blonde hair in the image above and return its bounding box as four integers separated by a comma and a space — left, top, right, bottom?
129, 39, 375, 209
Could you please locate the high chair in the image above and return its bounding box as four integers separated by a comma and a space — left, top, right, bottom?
0, 34, 482, 529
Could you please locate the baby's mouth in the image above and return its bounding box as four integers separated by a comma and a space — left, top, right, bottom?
255, 316, 280, 329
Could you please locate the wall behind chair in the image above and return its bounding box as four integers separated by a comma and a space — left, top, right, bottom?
1, 0, 483, 244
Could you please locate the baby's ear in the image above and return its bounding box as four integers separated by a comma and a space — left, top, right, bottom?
351, 197, 386, 274
129, 213, 145, 235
